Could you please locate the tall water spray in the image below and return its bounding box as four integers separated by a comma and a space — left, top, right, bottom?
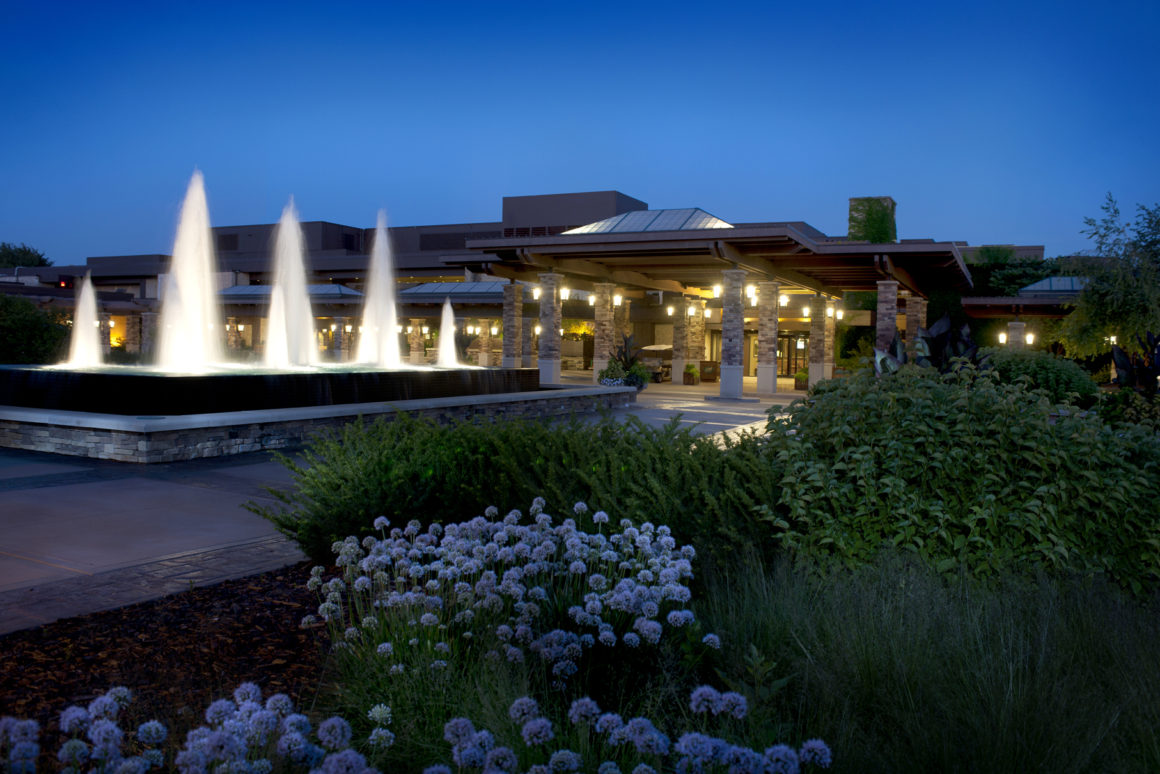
158, 171, 224, 370
356, 210, 402, 367
264, 199, 319, 368
437, 297, 459, 367
67, 274, 102, 367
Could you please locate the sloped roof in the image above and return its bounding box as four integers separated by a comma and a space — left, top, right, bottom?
562, 208, 733, 235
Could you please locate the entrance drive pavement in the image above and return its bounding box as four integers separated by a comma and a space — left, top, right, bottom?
0, 376, 799, 634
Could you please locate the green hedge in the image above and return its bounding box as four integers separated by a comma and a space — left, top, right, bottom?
982, 347, 1099, 406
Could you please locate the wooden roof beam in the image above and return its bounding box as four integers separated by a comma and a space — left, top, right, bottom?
874, 254, 922, 296
712, 241, 843, 298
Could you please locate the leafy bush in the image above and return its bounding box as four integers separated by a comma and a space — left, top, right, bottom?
982, 347, 1099, 406
1097, 388, 1160, 430
251, 415, 777, 570
0, 295, 69, 363
763, 366, 1160, 594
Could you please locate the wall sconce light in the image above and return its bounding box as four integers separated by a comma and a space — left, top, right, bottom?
704, 308, 712, 319
330, 324, 337, 332
93, 320, 100, 327
802, 306, 811, 317
406, 325, 413, 334
109, 320, 116, 328
745, 284, 756, 298
534, 324, 542, 335
1025, 333, 1035, 345
826, 306, 834, 318
588, 294, 596, 306
779, 294, 789, 307
751, 295, 758, 307
613, 294, 622, 306
836, 309, 844, 321
687, 305, 697, 316
796, 338, 805, 350
238, 324, 245, 332
998, 332, 1007, 344
345, 324, 353, 333
666, 305, 675, 316
1110, 335, 1117, 344
490, 325, 498, 335
465, 325, 473, 335
560, 287, 570, 301
712, 284, 722, 298
532, 287, 542, 300
421, 326, 429, 335
559, 328, 564, 336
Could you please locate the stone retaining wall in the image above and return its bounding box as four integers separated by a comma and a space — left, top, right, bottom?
0, 387, 636, 464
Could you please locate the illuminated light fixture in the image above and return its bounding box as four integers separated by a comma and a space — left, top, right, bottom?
712, 284, 722, 298
998, 332, 1007, 344
836, 309, 844, 321
92, 320, 100, 327
666, 305, 675, 316
779, 294, 789, 307
1110, 335, 1117, 344
238, 324, 245, 332
588, 294, 596, 306
560, 287, 571, 301
704, 308, 712, 319
465, 325, 473, 335
746, 284, 756, 298
802, 306, 811, 317
613, 294, 622, 306
559, 328, 564, 336
394, 324, 402, 333
534, 324, 542, 335
406, 325, 413, 334
826, 306, 834, 318
751, 295, 758, 307
532, 287, 542, 300
687, 305, 697, 316
421, 326, 429, 335
330, 324, 337, 332
359, 326, 364, 333
796, 338, 805, 350
490, 325, 498, 335
345, 324, 353, 333
1025, 333, 1035, 345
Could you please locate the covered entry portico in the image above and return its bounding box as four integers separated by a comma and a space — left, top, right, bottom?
465, 209, 973, 397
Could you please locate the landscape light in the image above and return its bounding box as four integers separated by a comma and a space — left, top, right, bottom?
796, 339, 805, 350
406, 325, 413, 334
330, 324, 336, 332
746, 284, 756, 298
421, 326, 429, 335
1110, 335, 1117, 344
826, 306, 834, 318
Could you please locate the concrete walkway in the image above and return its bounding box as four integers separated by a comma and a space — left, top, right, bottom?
0, 376, 801, 634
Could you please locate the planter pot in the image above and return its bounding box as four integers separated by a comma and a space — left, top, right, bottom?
683, 373, 700, 385
794, 377, 809, 390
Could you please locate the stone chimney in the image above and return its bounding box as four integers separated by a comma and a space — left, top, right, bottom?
848, 196, 897, 243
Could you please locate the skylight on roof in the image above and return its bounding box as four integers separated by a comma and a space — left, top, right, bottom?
563, 208, 732, 235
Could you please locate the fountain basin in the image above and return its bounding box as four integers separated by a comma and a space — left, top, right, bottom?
0, 365, 540, 416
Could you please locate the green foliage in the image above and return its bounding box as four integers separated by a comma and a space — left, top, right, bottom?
763, 366, 1160, 595
1097, 389, 1160, 430
0, 242, 50, 268
0, 295, 69, 363
1060, 194, 1160, 355
703, 554, 1160, 773
873, 315, 989, 376
847, 198, 896, 243
599, 334, 649, 387
982, 347, 1099, 406
251, 414, 777, 571
684, 362, 699, 376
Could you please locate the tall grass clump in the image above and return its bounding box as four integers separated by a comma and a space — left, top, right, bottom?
252, 414, 776, 571
764, 365, 1160, 594
702, 553, 1160, 773
306, 500, 830, 772
983, 347, 1099, 406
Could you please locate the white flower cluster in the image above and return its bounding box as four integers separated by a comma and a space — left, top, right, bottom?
311, 500, 706, 685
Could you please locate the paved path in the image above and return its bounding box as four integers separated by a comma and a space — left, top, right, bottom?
0, 376, 800, 634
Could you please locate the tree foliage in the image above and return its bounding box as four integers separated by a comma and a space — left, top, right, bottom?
0, 242, 51, 268
1059, 194, 1160, 356
848, 198, 897, 243
0, 295, 69, 363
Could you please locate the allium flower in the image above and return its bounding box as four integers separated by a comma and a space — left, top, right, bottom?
521, 717, 554, 746
508, 696, 540, 724
389, 664, 406, 675
301, 614, 319, 627
377, 642, 394, 656
87, 695, 119, 720
435, 641, 451, 653
718, 691, 748, 719
277, 730, 308, 760
317, 749, 371, 773
368, 727, 396, 748
422, 766, 452, 774
137, 720, 167, 745
666, 609, 695, 627
204, 729, 245, 761
373, 516, 390, 530
595, 713, 623, 734
420, 613, 439, 626
266, 694, 294, 715
205, 699, 236, 725
353, 576, 372, 592
568, 560, 587, 574
593, 510, 609, 524
281, 713, 311, 735
430, 659, 448, 669
60, 705, 91, 734
9, 741, 38, 771
631, 766, 657, 774
702, 633, 721, 649
573, 501, 588, 515
87, 718, 122, 748
568, 697, 601, 725
116, 756, 150, 774
367, 704, 393, 725
505, 645, 525, 663
598, 629, 617, 646
550, 749, 582, 771
764, 744, 801, 774
317, 717, 353, 751
690, 685, 721, 714
106, 686, 132, 706
233, 683, 262, 705
443, 717, 476, 746
57, 738, 89, 765
622, 632, 641, 647
799, 738, 832, 768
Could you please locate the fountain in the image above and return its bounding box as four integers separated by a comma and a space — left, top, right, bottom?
437, 297, 459, 367
67, 274, 101, 367
264, 199, 319, 368
356, 211, 402, 367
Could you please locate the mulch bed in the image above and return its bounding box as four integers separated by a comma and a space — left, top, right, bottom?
0, 561, 330, 763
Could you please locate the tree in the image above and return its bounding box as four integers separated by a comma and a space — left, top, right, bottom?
1059, 194, 1160, 356
0, 296, 70, 363
0, 242, 51, 268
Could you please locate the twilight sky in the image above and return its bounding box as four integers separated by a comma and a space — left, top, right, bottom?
2, 0, 1157, 266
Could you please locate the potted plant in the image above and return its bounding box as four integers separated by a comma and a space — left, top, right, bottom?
794, 367, 809, 391
683, 362, 700, 385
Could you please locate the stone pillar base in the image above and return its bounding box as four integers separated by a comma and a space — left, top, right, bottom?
502, 355, 519, 368
672, 357, 687, 384
1007, 320, 1027, 351
720, 365, 743, 399
540, 358, 561, 385
409, 350, 424, 365
479, 351, 491, 367
592, 357, 608, 383
756, 364, 777, 394
808, 363, 834, 387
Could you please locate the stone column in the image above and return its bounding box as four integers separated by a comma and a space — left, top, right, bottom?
226, 316, 242, 351
824, 302, 836, 380
756, 281, 780, 394
672, 297, 690, 383
592, 283, 616, 383
408, 317, 424, 365
522, 317, 535, 367
124, 313, 143, 354
808, 296, 827, 387
720, 269, 746, 399
905, 295, 928, 355
689, 297, 706, 364
99, 313, 113, 356
334, 317, 352, 361
876, 279, 899, 350
1007, 320, 1027, 351
140, 311, 158, 362
502, 283, 523, 368
478, 319, 492, 367
614, 296, 632, 341
538, 272, 563, 384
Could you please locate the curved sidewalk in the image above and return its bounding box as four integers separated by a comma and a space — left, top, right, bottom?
0, 376, 798, 635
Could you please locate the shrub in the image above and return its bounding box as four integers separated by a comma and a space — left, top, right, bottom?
763, 366, 1160, 594
983, 347, 1099, 406
251, 415, 777, 571
1097, 388, 1160, 429
0, 295, 69, 364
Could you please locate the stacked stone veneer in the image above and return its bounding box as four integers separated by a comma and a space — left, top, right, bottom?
502, 283, 523, 368
0, 387, 637, 464
876, 279, 899, 350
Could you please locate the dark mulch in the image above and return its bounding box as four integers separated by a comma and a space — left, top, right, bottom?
0, 561, 330, 762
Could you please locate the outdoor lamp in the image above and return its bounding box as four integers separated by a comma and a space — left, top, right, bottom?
1110, 335, 1117, 344
406, 325, 413, 334
802, 306, 811, 317
109, 320, 115, 328
93, 320, 100, 327
490, 325, 498, 336
704, 308, 712, 319
687, 305, 696, 316
746, 284, 756, 298
712, 284, 722, 298
532, 287, 542, 300
751, 295, 758, 307
560, 287, 571, 301
998, 332, 1007, 344
345, 324, 353, 333
836, 309, 844, 321
330, 324, 337, 332
395, 324, 402, 333
534, 324, 542, 335
779, 294, 789, 307
588, 295, 596, 306
238, 324, 245, 332
826, 306, 834, 318
421, 326, 429, 335
1026, 333, 1035, 345
666, 305, 675, 316
613, 294, 622, 306
796, 339, 805, 349
559, 328, 564, 336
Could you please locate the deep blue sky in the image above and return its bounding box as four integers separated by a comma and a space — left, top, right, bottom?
3, 0, 1157, 265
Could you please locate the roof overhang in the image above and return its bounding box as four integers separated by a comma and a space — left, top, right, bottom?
960, 296, 1074, 319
